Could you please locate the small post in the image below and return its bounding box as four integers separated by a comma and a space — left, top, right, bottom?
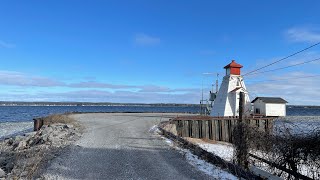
33, 118, 44, 131
235, 92, 249, 169
239, 92, 245, 120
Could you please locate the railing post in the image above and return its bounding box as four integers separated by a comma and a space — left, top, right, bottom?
235, 92, 249, 170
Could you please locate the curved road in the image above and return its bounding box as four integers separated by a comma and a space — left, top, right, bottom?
43, 113, 213, 180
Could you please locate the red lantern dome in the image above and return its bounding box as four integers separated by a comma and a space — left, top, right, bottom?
224, 60, 243, 75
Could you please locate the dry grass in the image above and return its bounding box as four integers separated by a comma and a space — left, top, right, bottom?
42, 114, 75, 125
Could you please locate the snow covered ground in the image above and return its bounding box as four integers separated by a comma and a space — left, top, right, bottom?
275, 116, 320, 135
197, 142, 234, 162
0, 121, 33, 139
152, 125, 238, 180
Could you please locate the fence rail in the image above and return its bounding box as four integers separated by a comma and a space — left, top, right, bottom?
172, 116, 275, 143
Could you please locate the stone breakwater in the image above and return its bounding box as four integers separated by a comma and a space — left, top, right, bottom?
0, 123, 81, 179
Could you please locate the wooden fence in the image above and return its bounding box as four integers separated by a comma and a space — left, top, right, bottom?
173, 116, 274, 143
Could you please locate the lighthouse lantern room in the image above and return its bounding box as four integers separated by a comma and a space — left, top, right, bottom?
224, 60, 243, 76
210, 60, 251, 117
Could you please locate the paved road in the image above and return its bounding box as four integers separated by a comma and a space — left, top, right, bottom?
43, 113, 212, 180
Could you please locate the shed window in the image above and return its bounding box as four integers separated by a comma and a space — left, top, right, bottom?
255, 108, 260, 114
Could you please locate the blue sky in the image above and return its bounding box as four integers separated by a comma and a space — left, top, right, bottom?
0, 0, 320, 104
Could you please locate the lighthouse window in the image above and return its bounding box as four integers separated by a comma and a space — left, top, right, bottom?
226, 68, 230, 75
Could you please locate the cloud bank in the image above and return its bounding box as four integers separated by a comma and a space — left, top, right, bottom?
286, 26, 320, 43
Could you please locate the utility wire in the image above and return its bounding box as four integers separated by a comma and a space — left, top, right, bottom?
244, 57, 320, 76
246, 74, 320, 83
243, 42, 320, 76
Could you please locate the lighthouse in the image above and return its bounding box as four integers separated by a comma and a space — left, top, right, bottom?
210, 60, 251, 117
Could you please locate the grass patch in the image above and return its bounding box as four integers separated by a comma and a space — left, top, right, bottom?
42, 114, 75, 125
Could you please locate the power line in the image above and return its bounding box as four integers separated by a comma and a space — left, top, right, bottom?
243, 42, 320, 76
246, 74, 320, 83
245, 57, 320, 76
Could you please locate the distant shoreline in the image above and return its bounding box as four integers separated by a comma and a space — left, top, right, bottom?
0, 102, 319, 108
0, 101, 199, 107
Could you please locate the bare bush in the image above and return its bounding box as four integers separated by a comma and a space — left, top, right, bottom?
233, 121, 320, 179
42, 114, 75, 125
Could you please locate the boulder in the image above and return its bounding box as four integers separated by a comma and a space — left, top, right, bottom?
24, 132, 37, 137
0, 168, 5, 178
14, 141, 27, 151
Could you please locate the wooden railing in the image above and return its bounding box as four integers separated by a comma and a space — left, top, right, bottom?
172, 116, 275, 143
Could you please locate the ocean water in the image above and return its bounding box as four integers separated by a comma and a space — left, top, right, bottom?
0, 105, 197, 138
0, 105, 198, 123
0, 105, 319, 138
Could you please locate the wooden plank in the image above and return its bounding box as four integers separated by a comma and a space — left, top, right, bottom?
194, 120, 199, 138
192, 120, 197, 138
188, 120, 193, 137
221, 119, 225, 141
198, 120, 203, 138
175, 121, 181, 137
208, 120, 213, 140
203, 120, 209, 140
211, 120, 216, 141
223, 120, 227, 142
182, 120, 186, 137
217, 120, 222, 141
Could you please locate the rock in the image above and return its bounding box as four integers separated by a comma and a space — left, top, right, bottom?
63, 124, 74, 129
0, 168, 5, 178
5, 138, 14, 146
42, 127, 53, 134
14, 136, 24, 141
14, 141, 27, 150
24, 132, 37, 137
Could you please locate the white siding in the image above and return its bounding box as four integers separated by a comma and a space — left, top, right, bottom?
253, 100, 266, 115
253, 101, 286, 117
211, 75, 251, 117
265, 103, 286, 117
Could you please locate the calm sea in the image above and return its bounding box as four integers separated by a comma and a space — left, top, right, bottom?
0, 105, 199, 123
0, 105, 319, 123
0, 105, 319, 138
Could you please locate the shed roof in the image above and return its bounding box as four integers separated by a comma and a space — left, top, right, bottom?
251, 97, 288, 104
224, 60, 243, 69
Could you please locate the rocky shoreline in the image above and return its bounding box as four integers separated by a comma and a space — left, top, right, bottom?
0, 116, 82, 179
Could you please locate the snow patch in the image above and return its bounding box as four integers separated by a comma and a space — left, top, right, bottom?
149, 125, 161, 134
0, 121, 33, 139
160, 135, 237, 179
181, 148, 238, 180
197, 143, 234, 162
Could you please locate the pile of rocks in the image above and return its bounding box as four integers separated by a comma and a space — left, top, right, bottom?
0, 123, 81, 179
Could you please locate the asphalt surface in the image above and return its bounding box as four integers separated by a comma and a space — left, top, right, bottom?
43, 113, 213, 180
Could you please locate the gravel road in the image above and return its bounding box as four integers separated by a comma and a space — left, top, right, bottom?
43, 113, 213, 180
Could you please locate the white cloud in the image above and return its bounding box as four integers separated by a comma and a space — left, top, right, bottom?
246, 72, 320, 105
0, 71, 65, 87
134, 33, 161, 46
0, 70, 201, 103
68, 81, 137, 89
0, 90, 201, 104
0, 40, 15, 48
286, 26, 320, 43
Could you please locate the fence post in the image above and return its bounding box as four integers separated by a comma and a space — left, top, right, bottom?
235, 92, 249, 170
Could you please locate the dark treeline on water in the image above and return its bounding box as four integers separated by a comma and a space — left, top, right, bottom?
0, 101, 198, 107
0, 101, 319, 109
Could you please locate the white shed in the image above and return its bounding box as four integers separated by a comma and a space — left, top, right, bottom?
251, 97, 288, 117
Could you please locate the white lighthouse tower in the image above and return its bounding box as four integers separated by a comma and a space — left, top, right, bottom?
210, 60, 251, 117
